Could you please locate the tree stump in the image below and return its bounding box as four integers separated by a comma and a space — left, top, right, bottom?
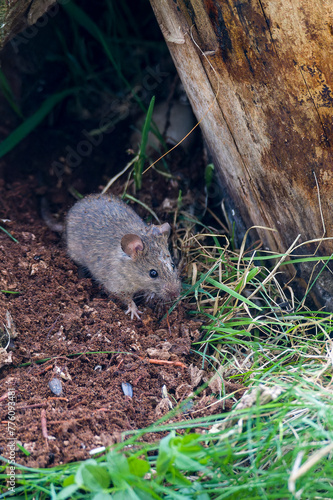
149, 0, 333, 307
0, 0, 56, 48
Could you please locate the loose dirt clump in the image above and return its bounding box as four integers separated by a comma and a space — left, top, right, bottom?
0, 178, 243, 467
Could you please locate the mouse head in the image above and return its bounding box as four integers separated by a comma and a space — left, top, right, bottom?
120, 223, 181, 302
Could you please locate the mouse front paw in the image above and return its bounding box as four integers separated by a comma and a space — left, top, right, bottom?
125, 300, 142, 320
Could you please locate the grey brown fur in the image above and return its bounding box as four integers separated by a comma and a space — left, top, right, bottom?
66, 194, 181, 319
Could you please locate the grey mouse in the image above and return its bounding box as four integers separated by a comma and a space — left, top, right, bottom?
65, 194, 181, 319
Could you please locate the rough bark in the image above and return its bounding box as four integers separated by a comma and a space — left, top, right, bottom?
149, 0, 333, 308
0, 0, 56, 48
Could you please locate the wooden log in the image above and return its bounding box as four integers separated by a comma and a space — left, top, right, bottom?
149, 0, 333, 306
0, 0, 56, 48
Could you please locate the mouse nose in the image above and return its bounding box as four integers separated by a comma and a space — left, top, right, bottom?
166, 284, 181, 300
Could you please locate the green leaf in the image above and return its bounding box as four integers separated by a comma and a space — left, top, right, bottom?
84, 465, 111, 491
245, 266, 260, 283
156, 450, 172, 477
234, 266, 260, 294
112, 488, 142, 500
204, 163, 214, 188
174, 454, 206, 472
106, 451, 130, 487
158, 430, 175, 453
178, 482, 211, 500
156, 432, 175, 475
55, 484, 80, 500
75, 459, 97, 486
0, 88, 76, 158
178, 433, 202, 450
92, 493, 114, 500
166, 467, 192, 487
62, 474, 75, 487
75, 460, 111, 491
132, 486, 158, 500
50, 483, 57, 500
128, 457, 150, 478
156, 431, 208, 479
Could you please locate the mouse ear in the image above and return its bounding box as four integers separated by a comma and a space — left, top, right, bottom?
149, 223, 171, 237
121, 234, 144, 259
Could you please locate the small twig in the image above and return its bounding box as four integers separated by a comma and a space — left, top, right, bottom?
246, 233, 301, 302
102, 156, 137, 194
141, 358, 186, 368
48, 397, 68, 402
289, 442, 333, 494
200, 204, 228, 232
47, 410, 124, 424
115, 359, 124, 370
3, 403, 47, 410
0, 392, 9, 402
36, 364, 54, 376
41, 409, 49, 447
166, 312, 172, 336
142, 25, 221, 177
46, 315, 61, 338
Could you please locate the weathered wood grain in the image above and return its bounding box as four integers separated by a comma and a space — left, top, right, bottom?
150, 0, 333, 305
0, 0, 56, 48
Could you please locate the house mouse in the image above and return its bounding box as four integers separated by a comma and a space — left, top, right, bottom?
65, 194, 181, 319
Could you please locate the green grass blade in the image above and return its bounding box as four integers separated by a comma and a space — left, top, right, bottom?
0, 225, 19, 243
0, 88, 77, 158
0, 69, 23, 118
204, 163, 214, 189
62, 2, 146, 112
205, 276, 262, 310
139, 96, 155, 159
134, 96, 155, 190
124, 193, 160, 223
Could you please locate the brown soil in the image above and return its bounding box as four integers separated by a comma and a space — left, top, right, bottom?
0, 171, 244, 468
0, 0, 245, 468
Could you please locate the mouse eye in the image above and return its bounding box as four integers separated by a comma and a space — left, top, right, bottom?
150, 269, 158, 278
171, 263, 175, 270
